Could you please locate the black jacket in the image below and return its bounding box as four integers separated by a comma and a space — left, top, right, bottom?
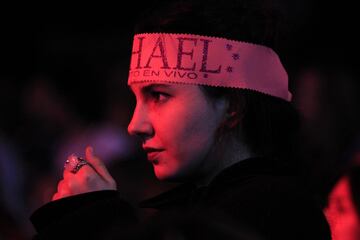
30, 157, 331, 239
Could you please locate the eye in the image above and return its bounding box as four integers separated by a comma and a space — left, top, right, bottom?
334, 197, 347, 214
149, 91, 170, 103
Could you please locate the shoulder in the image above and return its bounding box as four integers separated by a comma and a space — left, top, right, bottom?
209, 174, 331, 239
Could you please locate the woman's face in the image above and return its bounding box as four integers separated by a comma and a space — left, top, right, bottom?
324, 176, 360, 240
128, 83, 227, 181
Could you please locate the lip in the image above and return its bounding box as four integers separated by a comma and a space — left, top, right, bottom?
143, 147, 164, 162
147, 151, 162, 162
143, 146, 164, 152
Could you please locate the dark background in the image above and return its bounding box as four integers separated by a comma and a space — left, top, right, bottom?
0, 1, 359, 239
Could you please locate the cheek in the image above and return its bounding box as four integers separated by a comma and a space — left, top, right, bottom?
333, 215, 360, 240
155, 103, 218, 163
325, 201, 360, 239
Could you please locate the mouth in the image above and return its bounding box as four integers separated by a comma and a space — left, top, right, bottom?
143, 147, 164, 164
147, 152, 162, 164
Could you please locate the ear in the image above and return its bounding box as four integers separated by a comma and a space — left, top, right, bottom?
214, 98, 240, 129
213, 97, 229, 120
225, 110, 241, 128
224, 95, 246, 129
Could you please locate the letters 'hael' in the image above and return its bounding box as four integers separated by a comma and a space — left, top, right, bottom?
128, 33, 292, 102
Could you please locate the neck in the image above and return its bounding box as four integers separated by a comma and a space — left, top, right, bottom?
195, 136, 256, 187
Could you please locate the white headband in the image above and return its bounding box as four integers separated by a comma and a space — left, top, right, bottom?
128, 33, 292, 101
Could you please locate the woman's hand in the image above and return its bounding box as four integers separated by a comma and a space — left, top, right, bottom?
52, 146, 117, 201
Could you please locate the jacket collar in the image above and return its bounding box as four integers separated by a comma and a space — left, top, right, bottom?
139, 156, 295, 209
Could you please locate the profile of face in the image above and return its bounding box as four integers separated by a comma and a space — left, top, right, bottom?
324, 176, 360, 240
128, 83, 228, 181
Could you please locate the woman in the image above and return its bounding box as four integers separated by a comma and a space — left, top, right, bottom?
30, 1, 331, 239
324, 154, 360, 240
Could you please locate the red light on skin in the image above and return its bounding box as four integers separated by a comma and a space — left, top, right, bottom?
324, 176, 360, 240
144, 148, 164, 164
128, 82, 228, 182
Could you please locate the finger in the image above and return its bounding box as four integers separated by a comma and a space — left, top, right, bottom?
53, 181, 71, 200
85, 146, 116, 186
57, 180, 66, 193
63, 168, 72, 179
58, 179, 74, 195
58, 188, 70, 199
52, 179, 67, 201
65, 154, 87, 174
66, 176, 80, 192
72, 160, 96, 176
52, 192, 60, 201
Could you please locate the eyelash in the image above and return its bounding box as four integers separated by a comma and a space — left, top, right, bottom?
149, 91, 170, 103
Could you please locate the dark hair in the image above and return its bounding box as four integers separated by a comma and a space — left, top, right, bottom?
135, 0, 287, 52
201, 87, 300, 164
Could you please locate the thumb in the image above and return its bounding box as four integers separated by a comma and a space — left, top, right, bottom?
85, 146, 116, 186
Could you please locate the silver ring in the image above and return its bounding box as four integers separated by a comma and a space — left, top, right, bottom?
64, 154, 89, 174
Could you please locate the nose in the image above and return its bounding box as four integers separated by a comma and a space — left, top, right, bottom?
127, 104, 153, 140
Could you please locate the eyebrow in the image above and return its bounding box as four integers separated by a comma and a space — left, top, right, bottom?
138, 83, 173, 94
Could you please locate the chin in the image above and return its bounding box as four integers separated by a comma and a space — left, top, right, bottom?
154, 166, 183, 182
154, 171, 176, 182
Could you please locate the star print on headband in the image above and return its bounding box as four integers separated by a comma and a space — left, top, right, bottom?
128, 33, 292, 101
